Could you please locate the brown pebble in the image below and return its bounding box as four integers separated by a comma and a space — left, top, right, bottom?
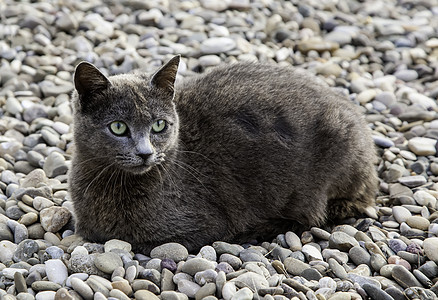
111, 279, 133, 296
14, 272, 27, 294
55, 288, 74, 300
134, 290, 160, 300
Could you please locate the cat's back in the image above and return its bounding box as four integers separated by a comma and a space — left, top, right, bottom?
175, 62, 340, 112
174, 62, 364, 146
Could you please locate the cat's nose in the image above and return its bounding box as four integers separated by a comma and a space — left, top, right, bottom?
138, 153, 152, 161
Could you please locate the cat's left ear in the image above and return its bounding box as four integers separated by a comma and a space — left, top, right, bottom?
150, 55, 180, 97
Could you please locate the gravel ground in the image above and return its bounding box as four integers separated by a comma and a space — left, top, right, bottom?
1, 0, 438, 299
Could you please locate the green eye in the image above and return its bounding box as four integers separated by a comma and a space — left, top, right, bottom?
110, 121, 128, 136
152, 119, 167, 133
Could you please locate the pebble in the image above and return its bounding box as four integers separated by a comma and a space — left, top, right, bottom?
408, 137, 437, 156
177, 280, 201, 298
200, 38, 236, 54
233, 271, 269, 291
39, 206, 71, 232
423, 238, 438, 264
328, 232, 359, 251
181, 258, 215, 276
104, 239, 132, 253
150, 243, 189, 263
398, 175, 427, 188
94, 252, 123, 274
45, 259, 68, 285
134, 290, 160, 300
70, 278, 94, 300
391, 265, 422, 288
392, 206, 411, 223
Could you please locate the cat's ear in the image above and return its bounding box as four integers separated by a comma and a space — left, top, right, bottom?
150, 55, 180, 96
74, 62, 111, 95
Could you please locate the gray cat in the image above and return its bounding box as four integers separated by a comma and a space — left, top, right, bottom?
70, 55, 378, 254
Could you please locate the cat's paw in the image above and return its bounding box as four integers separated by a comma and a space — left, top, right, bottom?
362, 206, 378, 219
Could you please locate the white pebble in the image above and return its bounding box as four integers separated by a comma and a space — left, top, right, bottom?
35, 291, 56, 300
222, 281, 237, 300
45, 259, 68, 285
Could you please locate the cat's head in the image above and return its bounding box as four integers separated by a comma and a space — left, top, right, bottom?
72, 55, 180, 175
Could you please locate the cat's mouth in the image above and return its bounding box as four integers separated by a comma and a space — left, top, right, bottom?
116, 153, 165, 174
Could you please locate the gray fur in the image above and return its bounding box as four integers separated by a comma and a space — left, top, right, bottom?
70, 56, 378, 253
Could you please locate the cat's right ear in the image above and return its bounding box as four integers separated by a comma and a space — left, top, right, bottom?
74, 62, 111, 96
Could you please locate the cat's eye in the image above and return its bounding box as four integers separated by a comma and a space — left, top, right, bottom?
152, 119, 167, 133
110, 121, 128, 136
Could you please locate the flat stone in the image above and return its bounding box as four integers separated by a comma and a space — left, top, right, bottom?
424, 238, 438, 264
70, 277, 94, 300
398, 175, 427, 188
394, 69, 418, 82
195, 282, 216, 300
233, 271, 269, 291
200, 37, 236, 54
408, 137, 437, 156
391, 265, 422, 288
134, 290, 160, 300
329, 232, 359, 251
161, 291, 188, 300
111, 279, 133, 296
104, 239, 132, 253
413, 190, 435, 206
14, 271, 27, 293
150, 243, 188, 263
177, 280, 201, 299
94, 252, 123, 274
284, 257, 310, 275
328, 258, 348, 280
32, 281, 62, 291
362, 283, 394, 300
212, 242, 243, 256
46, 259, 68, 285
181, 258, 215, 276
35, 291, 56, 300
406, 216, 430, 231
373, 136, 395, 148
392, 206, 411, 223
302, 244, 323, 261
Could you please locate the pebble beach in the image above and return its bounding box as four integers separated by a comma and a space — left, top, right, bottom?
1, 0, 438, 299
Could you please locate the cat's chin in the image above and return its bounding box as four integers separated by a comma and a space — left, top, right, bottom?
121, 164, 154, 175
131, 166, 154, 175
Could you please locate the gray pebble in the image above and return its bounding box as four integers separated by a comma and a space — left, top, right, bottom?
150, 243, 189, 263
177, 280, 201, 299
181, 258, 215, 276
391, 265, 422, 288
362, 283, 394, 300
94, 252, 123, 274
212, 242, 243, 256
13, 239, 39, 262
70, 277, 94, 300
328, 232, 359, 251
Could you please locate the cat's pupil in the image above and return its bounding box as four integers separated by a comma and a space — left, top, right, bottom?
152, 119, 166, 133
110, 121, 128, 136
